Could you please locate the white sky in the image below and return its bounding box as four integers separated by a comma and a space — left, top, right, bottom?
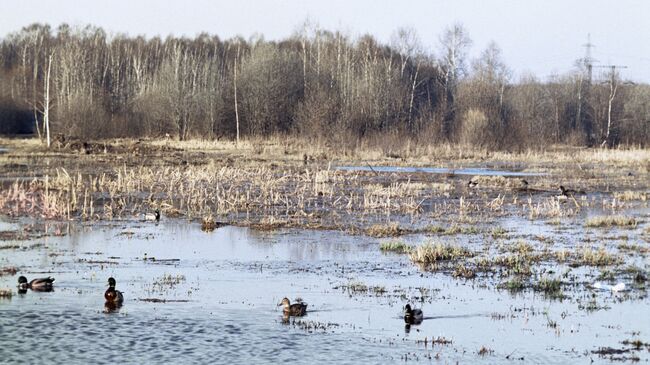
1, 0, 649, 82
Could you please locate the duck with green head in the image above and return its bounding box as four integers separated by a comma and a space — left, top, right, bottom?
404, 304, 423, 324
278, 297, 307, 316
104, 277, 124, 305
17, 276, 55, 291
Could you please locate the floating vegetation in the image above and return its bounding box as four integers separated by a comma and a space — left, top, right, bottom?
0, 266, 18, 277
416, 336, 453, 346
0, 289, 12, 298
578, 298, 610, 312
138, 298, 190, 303
152, 274, 186, 290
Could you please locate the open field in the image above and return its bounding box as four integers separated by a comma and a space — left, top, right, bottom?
1, 137, 649, 364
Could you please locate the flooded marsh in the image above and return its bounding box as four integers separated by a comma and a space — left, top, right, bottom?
0, 139, 649, 364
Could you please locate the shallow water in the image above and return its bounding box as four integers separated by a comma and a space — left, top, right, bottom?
0, 221, 648, 364
336, 165, 546, 177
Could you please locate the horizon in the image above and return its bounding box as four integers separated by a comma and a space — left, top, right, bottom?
0, 0, 648, 83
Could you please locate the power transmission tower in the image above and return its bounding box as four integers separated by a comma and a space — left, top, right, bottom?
582, 34, 596, 83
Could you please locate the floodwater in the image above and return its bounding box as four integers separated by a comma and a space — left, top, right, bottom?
336, 165, 546, 177
1, 220, 648, 364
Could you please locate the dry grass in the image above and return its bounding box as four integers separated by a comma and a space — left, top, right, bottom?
366, 223, 405, 238
478, 346, 494, 356
409, 242, 473, 265
585, 215, 637, 228
508, 240, 534, 255
614, 191, 647, 201
201, 215, 217, 232
580, 247, 621, 266
379, 240, 412, 254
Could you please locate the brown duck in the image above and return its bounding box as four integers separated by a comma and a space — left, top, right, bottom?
278, 297, 307, 316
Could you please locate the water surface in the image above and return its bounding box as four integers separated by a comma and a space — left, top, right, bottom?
0, 221, 647, 364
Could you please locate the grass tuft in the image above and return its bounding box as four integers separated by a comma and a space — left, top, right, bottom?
585, 215, 637, 228
379, 240, 412, 254
409, 242, 473, 265
366, 223, 404, 238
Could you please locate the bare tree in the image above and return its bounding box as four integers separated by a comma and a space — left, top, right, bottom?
438, 23, 472, 138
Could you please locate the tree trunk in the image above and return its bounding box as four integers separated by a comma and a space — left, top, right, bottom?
44, 53, 52, 148
233, 43, 240, 146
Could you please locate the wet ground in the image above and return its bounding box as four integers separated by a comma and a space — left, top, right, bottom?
1, 219, 648, 364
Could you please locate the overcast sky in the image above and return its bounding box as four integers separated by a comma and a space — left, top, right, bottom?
1, 0, 648, 82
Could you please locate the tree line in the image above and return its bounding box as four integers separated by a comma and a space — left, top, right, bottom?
0, 23, 648, 148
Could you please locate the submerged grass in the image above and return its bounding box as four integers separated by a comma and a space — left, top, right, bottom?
534, 277, 563, 298
500, 277, 526, 292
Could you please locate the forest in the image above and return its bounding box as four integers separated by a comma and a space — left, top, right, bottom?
0, 23, 648, 148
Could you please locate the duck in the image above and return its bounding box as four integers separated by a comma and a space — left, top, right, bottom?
104, 277, 124, 305
144, 209, 160, 222
17, 275, 55, 291
278, 297, 307, 316
559, 185, 585, 197
404, 304, 423, 324
467, 180, 478, 188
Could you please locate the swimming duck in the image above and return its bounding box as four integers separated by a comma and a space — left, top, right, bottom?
278, 297, 307, 316
17, 276, 55, 291
404, 304, 423, 324
559, 185, 585, 197
144, 209, 160, 222
104, 277, 124, 305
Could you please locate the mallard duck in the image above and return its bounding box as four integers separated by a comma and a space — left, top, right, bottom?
144, 209, 160, 222
404, 304, 423, 324
559, 185, 575, 196
17, 275, 55, 291
559, 185, 585, 197
104, 277, 124, 305
278, 297, 307, 316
